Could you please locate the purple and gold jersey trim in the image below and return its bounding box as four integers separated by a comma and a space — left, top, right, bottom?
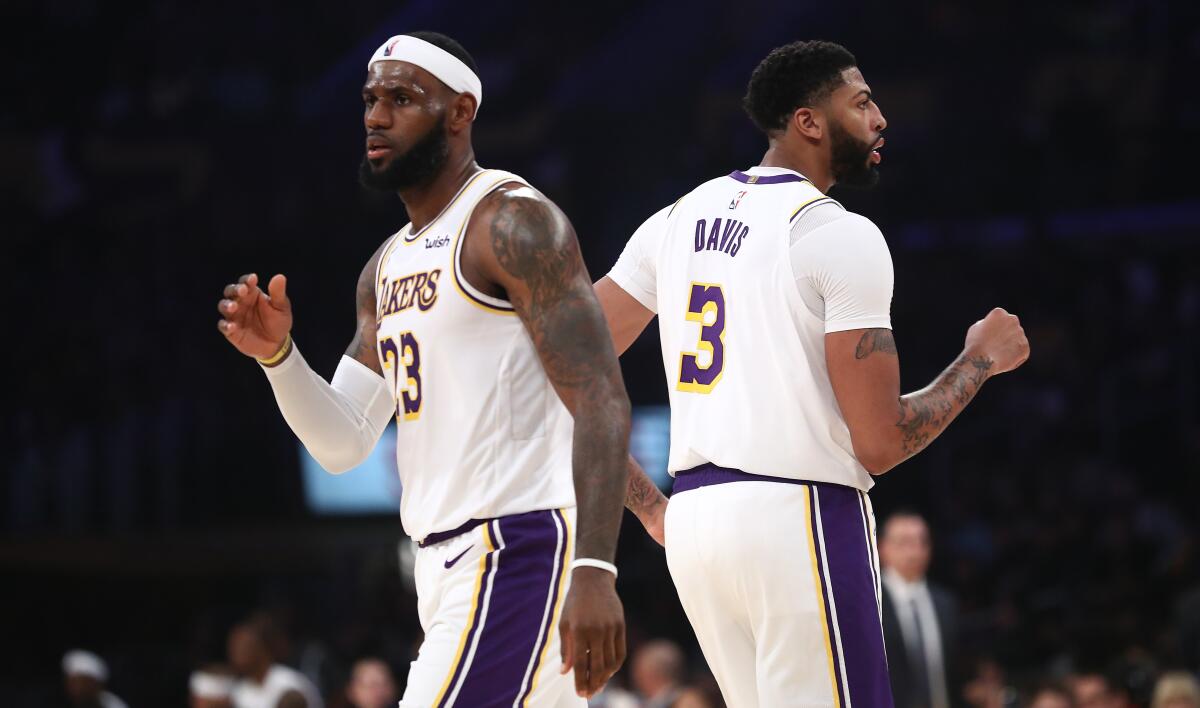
790, 195, 836, 222
404, 169, 495, 244
728, 169, 810, 185
449, 174, 521, 315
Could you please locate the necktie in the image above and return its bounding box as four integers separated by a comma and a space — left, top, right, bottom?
909, 597, 933, 708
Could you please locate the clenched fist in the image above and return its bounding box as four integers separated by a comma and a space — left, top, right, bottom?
964, 307, 1030, 375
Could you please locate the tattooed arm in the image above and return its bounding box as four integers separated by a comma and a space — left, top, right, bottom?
343, 240, 389, 374
624, 455, 666, 546
471, 184, 630, 697
826, 308, 1029, 475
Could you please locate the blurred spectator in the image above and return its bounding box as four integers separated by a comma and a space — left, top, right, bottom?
880, 511, 960, 708
191, 664, 236, 708
1069, 673, 1116, 708
1026, 683, 1075, 708
672, 685, 721, 708
588, 683, 641, 708
962, 659, 1016, 708
631, 640, 685, 708
228, 616, 324, 708
344, 658, 397, 708
1152, 672, 1200, 708
62, 650, 128, 708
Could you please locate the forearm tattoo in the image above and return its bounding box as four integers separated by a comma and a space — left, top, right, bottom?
895, 353, 993, 456
624, 456, 666, 516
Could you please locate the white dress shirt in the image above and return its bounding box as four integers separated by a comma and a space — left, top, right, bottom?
883, 568, 949, 708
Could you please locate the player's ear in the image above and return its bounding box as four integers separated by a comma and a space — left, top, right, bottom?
791, 107, 823, 141
447, 93, 477, 134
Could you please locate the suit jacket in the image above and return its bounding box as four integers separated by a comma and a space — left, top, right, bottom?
881, 580, 960, 708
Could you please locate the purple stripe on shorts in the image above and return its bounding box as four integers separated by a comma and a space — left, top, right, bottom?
728, 169, 810, 185
808, 486, 847, 706
516, 508, 568, 704
437, 523, 497, 708
817, 484, 894, 708
452, 509, 564, 707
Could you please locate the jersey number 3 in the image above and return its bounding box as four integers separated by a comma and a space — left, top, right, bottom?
677, 282, 725, 394
379, 332, 422, 420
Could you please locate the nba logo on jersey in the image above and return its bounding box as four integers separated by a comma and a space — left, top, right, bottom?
728, 190, 747, 210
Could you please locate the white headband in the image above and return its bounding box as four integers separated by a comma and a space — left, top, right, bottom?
369, 35, 482, 116
190, 671, 235, 698
63, 650, 108, 681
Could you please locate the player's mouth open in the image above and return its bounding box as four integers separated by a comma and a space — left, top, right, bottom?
870, 137, 885, 164
367, 138, 394, 159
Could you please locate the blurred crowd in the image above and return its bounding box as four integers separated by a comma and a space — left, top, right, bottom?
39, 510, 1200, 707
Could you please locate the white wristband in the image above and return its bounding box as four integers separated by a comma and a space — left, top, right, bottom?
570, 558, 618, 578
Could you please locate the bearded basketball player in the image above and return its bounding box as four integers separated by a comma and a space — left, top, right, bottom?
217, 31, 631, 706
595, 40, 1030, 707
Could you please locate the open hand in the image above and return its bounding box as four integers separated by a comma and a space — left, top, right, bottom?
559, 567, 626, 698
217, 273, 293, 359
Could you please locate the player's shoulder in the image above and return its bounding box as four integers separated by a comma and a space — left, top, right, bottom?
471, 179, 576, 262
802, 209, 883, 241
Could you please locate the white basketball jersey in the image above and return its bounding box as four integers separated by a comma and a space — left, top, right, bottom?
608, 166, 894, 491
374, 169, 575, 541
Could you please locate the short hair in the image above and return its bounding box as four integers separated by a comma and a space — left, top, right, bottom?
881, 509, 929, 540
405, 31, 478, 76
743, 40, 857, 134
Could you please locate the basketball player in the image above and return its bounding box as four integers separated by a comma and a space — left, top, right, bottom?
594, 40, 1030, 706
216, 31, 630, 705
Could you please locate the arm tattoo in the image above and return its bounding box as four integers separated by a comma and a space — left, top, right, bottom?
344, 242, 386, 375
855, 328, 897, 359
489, 190, 631, 562
895, 353, 993, 457
624, 455, 666, 516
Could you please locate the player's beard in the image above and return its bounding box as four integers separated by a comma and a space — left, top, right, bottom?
828, 118, 880, 189
359, 114, 449, 192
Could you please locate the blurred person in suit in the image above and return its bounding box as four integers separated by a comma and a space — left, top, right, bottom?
1151, 672, 1200, 708
879, 511, 959, 708
62, 650, 128, 708
345, 658, 397, 708
631, 640, 685, 708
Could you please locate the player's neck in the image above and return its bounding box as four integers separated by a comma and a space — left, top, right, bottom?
396, 150, 480, 232
759, 144, 834, 194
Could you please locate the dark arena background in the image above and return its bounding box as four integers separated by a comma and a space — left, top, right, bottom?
6, 1, 1200, 706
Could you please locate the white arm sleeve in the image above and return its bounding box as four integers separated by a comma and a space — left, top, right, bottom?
260, 344, 395, 474
790, 212, 894, 333
606, 203, 673, 313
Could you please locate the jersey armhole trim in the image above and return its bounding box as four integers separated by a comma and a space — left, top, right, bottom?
450, 175, 524, 315
790, 196, 836, 222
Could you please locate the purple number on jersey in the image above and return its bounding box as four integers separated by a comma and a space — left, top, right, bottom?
677, 283, 725, 394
